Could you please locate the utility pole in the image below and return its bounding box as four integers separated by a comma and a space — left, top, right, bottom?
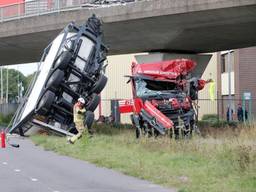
228, 51, 232, 121
6, 68, 8, 104
0, 67, 3, 104
17, 66, 20, 103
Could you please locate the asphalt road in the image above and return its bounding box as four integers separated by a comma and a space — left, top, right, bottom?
0, 137, 176, 192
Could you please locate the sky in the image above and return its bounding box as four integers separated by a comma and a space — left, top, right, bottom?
6, 63, 39, 76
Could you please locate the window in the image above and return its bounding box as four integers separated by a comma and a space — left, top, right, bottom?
221, 51, 234, 73
135, 79, 177, 97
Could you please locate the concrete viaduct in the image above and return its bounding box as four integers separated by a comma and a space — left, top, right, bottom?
0, 0, 256, 65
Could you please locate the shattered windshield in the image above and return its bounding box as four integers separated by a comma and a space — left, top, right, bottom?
135, 79, 177, 97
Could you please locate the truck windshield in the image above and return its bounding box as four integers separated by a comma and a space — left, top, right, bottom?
135, 79, 177, 97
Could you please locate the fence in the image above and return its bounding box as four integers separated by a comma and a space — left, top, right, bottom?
0, 0, 138, 22
0, 103, 18, 116
0, 98, 252, 124
96, 98, 256, 124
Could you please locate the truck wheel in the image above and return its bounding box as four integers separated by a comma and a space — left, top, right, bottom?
53, 51, 72, 70
150, 126, 155, 137
136, 127, 142, 139
86, 93, 100, 112
84, 111, 94, 129
174, 127, 180, 140
183, 124, 192, 139
91, 74, 108, 94
169, 128, 174, 139
143, 123, 150, 137
35, 90, 55, 115
45, 69, 64, 91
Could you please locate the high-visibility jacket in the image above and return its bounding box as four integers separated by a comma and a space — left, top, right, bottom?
209, 81, 215, 101
73, 103, 86, 123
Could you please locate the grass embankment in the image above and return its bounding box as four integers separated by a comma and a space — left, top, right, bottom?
31, 124, 256, 192
0, 113, 14, 128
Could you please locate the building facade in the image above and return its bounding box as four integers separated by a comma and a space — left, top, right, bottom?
217, 47, 256, 120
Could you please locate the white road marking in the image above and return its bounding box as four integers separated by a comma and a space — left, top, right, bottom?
2, 162, 8, 165
53, 191, 60, 192
30, 178, 38, 182
14, 169, 21, 172
148, 184, 159, 188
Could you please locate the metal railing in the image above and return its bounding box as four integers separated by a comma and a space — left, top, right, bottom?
0, 0, 137, 22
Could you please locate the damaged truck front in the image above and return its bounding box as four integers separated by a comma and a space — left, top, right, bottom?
125, 59, 209, 139
8, 15, 108, 137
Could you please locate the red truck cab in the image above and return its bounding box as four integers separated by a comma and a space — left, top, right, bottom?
121, 59, 207, 139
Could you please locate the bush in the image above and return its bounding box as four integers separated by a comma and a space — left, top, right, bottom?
199, 114, 219, 128
201, 114, 218, 122
0, 113, 14, 126
199, 114, 238, 128
211, 120, 229, 128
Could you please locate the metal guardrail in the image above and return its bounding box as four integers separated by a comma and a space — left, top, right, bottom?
0, 0, 136, 22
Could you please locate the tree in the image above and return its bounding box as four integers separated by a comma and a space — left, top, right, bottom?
25, 72, 36, 88
0, 68, 28, 103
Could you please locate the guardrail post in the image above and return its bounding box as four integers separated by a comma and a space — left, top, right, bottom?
37, 0, 40, 15
18, 3, 20, 19
57, 0, 60, 12
0, 8, 3, 22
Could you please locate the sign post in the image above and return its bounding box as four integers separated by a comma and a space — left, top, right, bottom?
243, 92, 251, 123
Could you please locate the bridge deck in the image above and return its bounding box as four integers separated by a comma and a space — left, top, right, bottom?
0, 0, 256, 64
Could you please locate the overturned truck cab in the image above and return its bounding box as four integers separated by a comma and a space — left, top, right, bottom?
124, 59, 209, 139
8, 15, 108, 137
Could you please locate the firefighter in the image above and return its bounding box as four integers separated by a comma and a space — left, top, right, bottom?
67, 97, 87, 144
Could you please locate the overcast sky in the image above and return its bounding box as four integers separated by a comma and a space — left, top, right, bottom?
6, 63, 38, 76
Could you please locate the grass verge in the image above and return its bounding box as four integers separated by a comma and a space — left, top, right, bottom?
31, 124, 256, 192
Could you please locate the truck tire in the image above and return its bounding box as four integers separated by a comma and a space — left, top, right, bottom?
53, 51, 72, 70
35, 90, 55, 115
45, 69, 64, 91
84, 111, 94, 129
91, 74, 108, 94
85, 93, 100, 112
136, 127, 142, 139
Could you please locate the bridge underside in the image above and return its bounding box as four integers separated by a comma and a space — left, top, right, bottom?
0, 0, 256, 64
